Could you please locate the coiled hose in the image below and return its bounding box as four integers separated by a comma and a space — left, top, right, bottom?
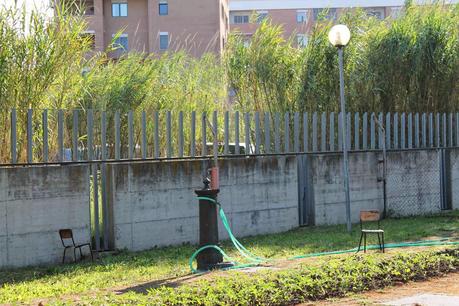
189, 197, 459, 273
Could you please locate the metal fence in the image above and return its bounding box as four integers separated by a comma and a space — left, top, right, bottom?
4, 109, 459, 165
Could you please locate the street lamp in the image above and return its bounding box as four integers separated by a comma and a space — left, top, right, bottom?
329, 24, 352, 232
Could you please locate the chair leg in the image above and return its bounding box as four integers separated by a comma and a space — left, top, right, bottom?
89, 245, 94, 262
382, 232, 385, 253
73, 248, 77, 263
377, 233, 382, 252
363, 233, 367, 253
62, 248, 67, 264
78, 247, 83, 261
357, 232, 364, 253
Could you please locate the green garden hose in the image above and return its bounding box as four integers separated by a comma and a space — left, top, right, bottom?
189, 197, 459, 273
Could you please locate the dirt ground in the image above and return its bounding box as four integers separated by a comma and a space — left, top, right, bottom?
306, 272, 459, 306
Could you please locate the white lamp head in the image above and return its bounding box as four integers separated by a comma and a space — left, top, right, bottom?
328, 24, 351, 47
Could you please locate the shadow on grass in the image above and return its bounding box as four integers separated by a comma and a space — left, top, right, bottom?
1, 211, 458, 289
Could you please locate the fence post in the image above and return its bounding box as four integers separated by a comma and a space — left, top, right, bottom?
235, 111, 240, 154
191, 111, 196, 157
178, 111, 184, 158
385, 112, 391, 150
294, 112, 300, 152
87, 110, 94, 161
27, 109, 33, 164
142, 111, 147, 159
275, 112, 280, 154
320, 112, 326, 152
370, 113, 375, 149
10, 109, 17, 164
255, 112, 260, 154
393, 113, 399, 149
422, 113, 427, 148
166, 111, 172, 158
362, 112, 368, 150
312, 112, 317, 152
303, 112, 309, 152
338, 112, 343, 150
264, 112, 270, 154
42, 110, 48, 163
72, 110, 79, 161
115, 111, 121, 160
244, 112, 250, 154
354, 112, 360, 150
58, 110, 64, 161
329, 112, 335, 151
414, 113, 420, 148
224, 111, 229, 155
284, 112, 290, 153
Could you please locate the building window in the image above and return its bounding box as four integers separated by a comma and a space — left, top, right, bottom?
231, 13, 249, 24
159, 1, 168, 15
296, 10, 308, 23
256, 11, 268, 23
313, 8, 337, 21
297, 34, 308, 48
159, 32, 169, 50
112, 2, 128, 17
113, 34, 128, 54
366, 8, 385, 20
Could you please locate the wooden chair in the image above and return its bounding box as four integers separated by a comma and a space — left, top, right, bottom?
59, 229, 94, 263
356, 210, 385, 253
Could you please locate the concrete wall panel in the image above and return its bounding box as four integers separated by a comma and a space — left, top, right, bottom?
0, 165, 90, 268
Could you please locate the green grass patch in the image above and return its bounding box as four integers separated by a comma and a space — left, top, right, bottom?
0, 211, 458, 304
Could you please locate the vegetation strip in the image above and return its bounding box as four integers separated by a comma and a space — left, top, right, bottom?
86, 248, 459, 305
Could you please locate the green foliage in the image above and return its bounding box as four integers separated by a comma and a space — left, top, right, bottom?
226, 3, 459, 113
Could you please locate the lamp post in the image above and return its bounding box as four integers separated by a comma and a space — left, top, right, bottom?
328, 25, 352, 232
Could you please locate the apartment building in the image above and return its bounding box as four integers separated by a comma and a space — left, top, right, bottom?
229, 0, 409, 47
81, 0, 229, 57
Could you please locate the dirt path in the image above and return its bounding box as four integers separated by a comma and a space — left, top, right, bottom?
308, 272, 459, 306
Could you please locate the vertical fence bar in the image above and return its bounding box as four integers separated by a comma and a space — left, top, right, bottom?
294, 112, 300, 152
72, 110, 79, 161
284, 112, 290, 153
87, 110, 94, 161
224, 111, 229, 155
312, 112, 317, 152
414, 113, 420, 148
274, 113, 280, 153
58, 110, 64, 161
407, 113, 413, 149
385, 112, 391, 150
101, 112, 107, 160
92, 164, 100, 251
338, 112, 343, 150
201, 112, 207, 156
114, 111, 120, 160
212, 111, 218, 159
128, 111, 134, 159
400, 113, 405, 149
255, 112, 260, 154
378, 113, 383, 149
347, 112, 351, 150
303, 112, 309, 152
393, 113, 399, 149
141, 111, 147, 159
166, 111, 172, 158
370, 113, 375, 149
27, 109, 33, 163
436, 113, 440, 147
191, 111, 196, 157
244, 112, 250, 154
329, 112, 335, 151
234, 111, 240, 154
422, 113, 427, 147
320, 112, 326, 152
449, 113, 453, 147
362, 112, 368, 150
354, 112, 360, 150
42, 110, 48, 163
456, 113, 459, 147
264, 112, 270, 154
178, 111, 184, 158
442, 113, 447, 147
154, 111, 159, 158
101, 111, 108, 249
10, 109, 17, 164
429, 113, 434, 147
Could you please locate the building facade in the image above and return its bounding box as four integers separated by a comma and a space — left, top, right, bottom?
229, 0, 407, 47
82, 0, 229, 57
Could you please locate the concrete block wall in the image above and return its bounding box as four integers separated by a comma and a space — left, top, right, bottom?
0, 165, 90, 268
309, 152, 384, 225
108, 156, 299, 251
386, 150, 442, 217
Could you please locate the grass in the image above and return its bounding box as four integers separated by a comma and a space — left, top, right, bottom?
0, 211, 458, 304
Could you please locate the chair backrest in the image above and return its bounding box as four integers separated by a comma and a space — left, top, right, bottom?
360, 210, 381, 228
59, 229, 75, 247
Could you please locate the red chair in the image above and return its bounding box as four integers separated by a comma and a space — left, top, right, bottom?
59, 229, 94, 263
